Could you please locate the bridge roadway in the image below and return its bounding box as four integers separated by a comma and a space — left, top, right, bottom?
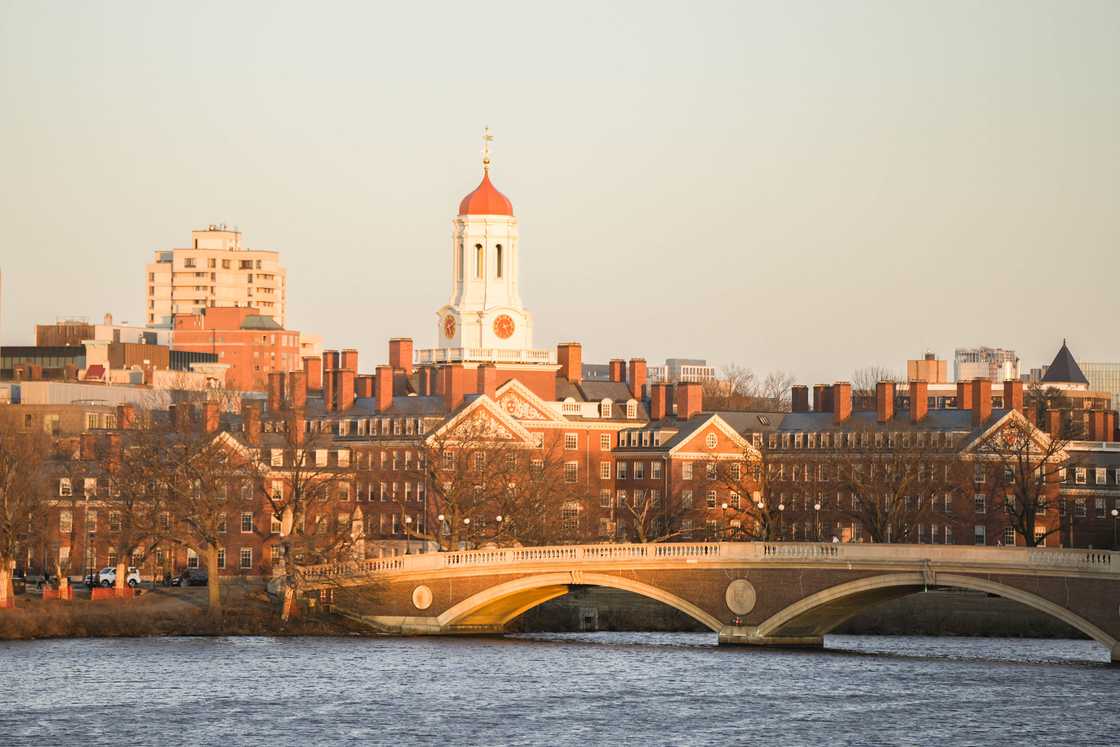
300, 542, 1120, 662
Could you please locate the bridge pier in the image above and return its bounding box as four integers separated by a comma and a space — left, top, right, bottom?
1112, 643, 1119, 665
718, 625, 823, 649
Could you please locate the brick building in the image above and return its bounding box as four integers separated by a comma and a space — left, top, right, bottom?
172, 306, 301, 391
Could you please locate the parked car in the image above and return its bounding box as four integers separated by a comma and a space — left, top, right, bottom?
171, 568, 209, 587
91, 566, 142, 588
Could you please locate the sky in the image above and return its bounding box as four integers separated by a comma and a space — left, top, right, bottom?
1, 1, 1117, 387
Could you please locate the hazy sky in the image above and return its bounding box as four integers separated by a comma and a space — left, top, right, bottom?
2, 1, 1117, 386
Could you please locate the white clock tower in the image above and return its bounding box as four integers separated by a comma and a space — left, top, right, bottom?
422, 130, 551, 366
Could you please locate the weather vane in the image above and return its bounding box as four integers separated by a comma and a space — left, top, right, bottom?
482, 126, 493, 171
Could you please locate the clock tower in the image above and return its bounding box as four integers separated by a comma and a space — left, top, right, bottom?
426, 130, 548, 364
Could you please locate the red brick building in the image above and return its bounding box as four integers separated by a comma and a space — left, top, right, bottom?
172, 306, 301, 391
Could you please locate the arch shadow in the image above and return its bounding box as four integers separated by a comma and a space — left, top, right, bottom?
437, 572, 723, 632
755, 572, 1119, 656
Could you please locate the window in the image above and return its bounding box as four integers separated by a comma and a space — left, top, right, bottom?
682, 490, 693, 509
634, 462, 645, 480
682, 462, 693, 481
59, 511, 72, 534
217, 548, 226, 569
974, 525, 986, 545
475, 244, 484, 279
1075, 498, 1086, 518
241, 512, 254, 533
1002, 527, 1016, 546
944, 525, 953, 544
626, 401, 637, 419
641, 431, 651, 448
600, 433, 611, 451
617, 462, 627, 480
218, 514, 227, 534
315, 449, 328, 467
337, 450, 350, 468
270, 449, 283, 466
59, 478, 72, 496
617, 490, 627, 507
495, 244, 503, 278
271, 545, 283, 564
706, 490, 717, 508
564, 433, 578, 450
84, 478, 97, 497
564, 462, 578, 483
599, 461, 611, 480
239, 548, 253, 569
705, 432, 718, 449
1095, 468, 1107, 485
187, 549, 199, 568
1075, 468, 1087, 485
108, 512, 121, 532
973, 494, 986, 514
599, 489, 612, 508
86, 510, 97, 533
706, 463, 716, 480
652, 462, 663, 480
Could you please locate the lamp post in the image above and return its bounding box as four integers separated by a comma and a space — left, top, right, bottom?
494, 515, 504, 544
814, 502, 822, 542
720, 502, 729, 540
777, 503, 786, 541
1112, 508, 1118, 550
756, 499, 767, 541
403, 515, 413, 555
463, 517, 471, 549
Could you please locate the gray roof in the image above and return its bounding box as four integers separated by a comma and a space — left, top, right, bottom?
1041, 341, 1089, 385
241, 315, 283, 330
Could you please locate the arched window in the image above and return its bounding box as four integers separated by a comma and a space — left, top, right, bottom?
495, 244, 503, 278
457, 242, 464, 281
475, 244, 483, 279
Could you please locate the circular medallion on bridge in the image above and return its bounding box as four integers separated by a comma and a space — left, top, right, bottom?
725, 579, 757, 616
412, 584, 433, 611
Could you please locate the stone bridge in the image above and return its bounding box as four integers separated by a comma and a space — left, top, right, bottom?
301, 542, 1120, 662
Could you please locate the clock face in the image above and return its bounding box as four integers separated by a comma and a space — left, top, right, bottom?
493, 314, 515, 340
443, 315, 456, 340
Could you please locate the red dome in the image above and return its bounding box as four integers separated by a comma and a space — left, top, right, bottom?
458, 170, 513, 216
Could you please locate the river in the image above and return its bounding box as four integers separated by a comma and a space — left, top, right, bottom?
2, 633, 1117, 745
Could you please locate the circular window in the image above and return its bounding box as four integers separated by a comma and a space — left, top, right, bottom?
706, 433, 718, 449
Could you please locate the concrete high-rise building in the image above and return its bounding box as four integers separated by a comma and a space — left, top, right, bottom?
145, 226, 286, 328
954, 346, 1019, 383
1082, 362, 1120, 411
906, 352, 950, 384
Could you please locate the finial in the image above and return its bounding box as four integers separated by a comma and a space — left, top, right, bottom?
482, 126, 493, 172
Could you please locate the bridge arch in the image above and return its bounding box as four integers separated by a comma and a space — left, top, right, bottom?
755, 572, 1119, 655
437, 571, 723, 632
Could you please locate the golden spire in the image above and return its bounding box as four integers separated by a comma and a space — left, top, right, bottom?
482, 126, 494, 172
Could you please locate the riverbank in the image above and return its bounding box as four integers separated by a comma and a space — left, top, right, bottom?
0, 580, 364, 640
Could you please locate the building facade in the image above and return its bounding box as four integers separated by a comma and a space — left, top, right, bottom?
171, 306, 301, 392
954, 346, 1019, 383
146, 226, 287, 327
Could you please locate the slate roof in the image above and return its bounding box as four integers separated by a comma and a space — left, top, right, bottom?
240, 315, 283, 330
1041, 341, 1089, 385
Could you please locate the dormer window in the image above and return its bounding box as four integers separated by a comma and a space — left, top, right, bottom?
600, 399, 613, 418
626, 400, 637, 419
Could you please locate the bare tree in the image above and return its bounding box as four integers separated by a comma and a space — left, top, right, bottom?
852, 367, 900, 398
0, 415, 49, 607
967, 415, 1070, 547
703, 365, 793, 412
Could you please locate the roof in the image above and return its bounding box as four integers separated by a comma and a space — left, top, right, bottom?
1041, 341, 1089, 385
241, 315, 283, 330
458, 169, 513, 216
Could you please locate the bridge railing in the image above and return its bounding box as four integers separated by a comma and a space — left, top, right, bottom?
298, 541, 1117, 582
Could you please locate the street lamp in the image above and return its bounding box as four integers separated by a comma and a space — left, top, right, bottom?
463, 517, 471, 549
495, 515, 504, 544
814, 502, 822, 542
403, 515, 413, 555
1112, 508, 1118, 550
778, 503, 786, 540
720, 502, 729, 541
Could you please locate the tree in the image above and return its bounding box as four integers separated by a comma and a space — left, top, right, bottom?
702, 365, 793, 412
713, 443, 785, 541
617, 485, 694, 543
967, 414, 1070, 547
0, 415, 49, 607
852, 367, 900, 399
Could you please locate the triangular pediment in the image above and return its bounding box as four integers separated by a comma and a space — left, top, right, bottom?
494, 378, 566, 422
962, 409, 1066, 460
668, 414, 756, 457
425, 395, 536, 446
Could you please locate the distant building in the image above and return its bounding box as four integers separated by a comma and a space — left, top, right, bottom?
1081, 362, 1120, 411
146, 226, 287, 327
172, 306, 301, 391
651, 359, 717, 385
36, 313, 170, 347
907, 353, 950, 384
954, 346, 1019, 382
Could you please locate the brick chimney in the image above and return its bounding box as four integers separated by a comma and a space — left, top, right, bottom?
676, 382, 703, 420
833, 382, 852, 424
876, 381, 895, 423
415, 366, 430, 396
628, 358, 647, 401
323, 369, 336, 412
337, 370, 356, 412
971, 379, 992, 426
1090, 411, 1106, 441
609, 359, 626, 384
341, 349, 359, 373
478, 364, 498, 400
1003, 379, 1024, 414
267, 372, 286, 413
389, 338, 414, 376
203, 402, 220, 433
813, 384, 831, 412
444, 364, 466, 411
355, 375, 375, 399
375, 366, 393, 413
244, 403, 261, 446
289, 412, 305, 447
557, 342, 582, 384
791, 385, 810, 413
303, 356, 322, 391
322, 350, 340, 373
289, 370, 307, 410
650, 382, 671, 420
116, 404, 136, 430
1046, 409, 1062, 439
1105, 411, 1117, 442
956, 381, 973, 411
910, 380, 928, 424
